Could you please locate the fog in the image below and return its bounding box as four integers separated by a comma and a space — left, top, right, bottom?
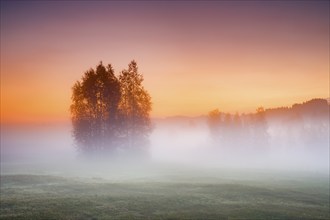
1, 123, 75, 164
151, 116, 329, 171
1, 114, 329, 177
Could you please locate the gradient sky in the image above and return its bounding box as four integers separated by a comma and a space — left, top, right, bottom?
1, 1, 329, 124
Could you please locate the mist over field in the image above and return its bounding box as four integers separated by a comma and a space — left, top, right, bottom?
2, 100, 329, 174
2, 103, 329, 219
1, 104, 329, 219
151, 116, 329, 171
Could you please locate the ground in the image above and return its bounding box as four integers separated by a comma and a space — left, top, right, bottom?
0, 164, 329, 219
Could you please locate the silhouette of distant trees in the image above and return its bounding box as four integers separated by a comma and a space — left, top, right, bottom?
207, 107, 269, 152
70, 61, 152, 157
252, 107, 269, 150
207, 98, 329, 154
266, 98, 329, 153
208, 109, 222, 143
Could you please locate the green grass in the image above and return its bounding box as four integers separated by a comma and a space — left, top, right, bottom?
0, 168, 329, 220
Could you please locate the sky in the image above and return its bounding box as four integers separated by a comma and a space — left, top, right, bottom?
1, 1, 329, 124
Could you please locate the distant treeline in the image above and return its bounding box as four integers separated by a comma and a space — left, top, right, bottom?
265, 98, 328, 121
208, 98, 329, 152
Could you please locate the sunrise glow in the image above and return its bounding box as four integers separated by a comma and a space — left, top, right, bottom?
1, 1, 329, 123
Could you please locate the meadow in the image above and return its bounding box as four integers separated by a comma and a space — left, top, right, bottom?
1, 163, 329, 220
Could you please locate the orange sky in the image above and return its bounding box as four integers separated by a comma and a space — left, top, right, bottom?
1, 1, 329, 124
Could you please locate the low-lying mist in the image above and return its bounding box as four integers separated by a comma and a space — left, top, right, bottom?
1, 111, 329, 177
151, 115, 328, 171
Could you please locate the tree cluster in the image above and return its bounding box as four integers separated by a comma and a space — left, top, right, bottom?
70, 61, 152, 157
208, 99, 329, 154
207, 107, 269, 152
264, 99, 329, 152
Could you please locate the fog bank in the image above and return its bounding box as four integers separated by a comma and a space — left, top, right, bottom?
1, 113, 328, 175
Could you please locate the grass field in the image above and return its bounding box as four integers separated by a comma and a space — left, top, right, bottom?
0, 164, 329, 220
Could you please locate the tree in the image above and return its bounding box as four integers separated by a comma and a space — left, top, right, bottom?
118, 60, 152, 154
252, 107, 269, 149
70, 62, 121, 155
233, 112, 242, 129
231, 112, 243, 149
208, 109, 222, 144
